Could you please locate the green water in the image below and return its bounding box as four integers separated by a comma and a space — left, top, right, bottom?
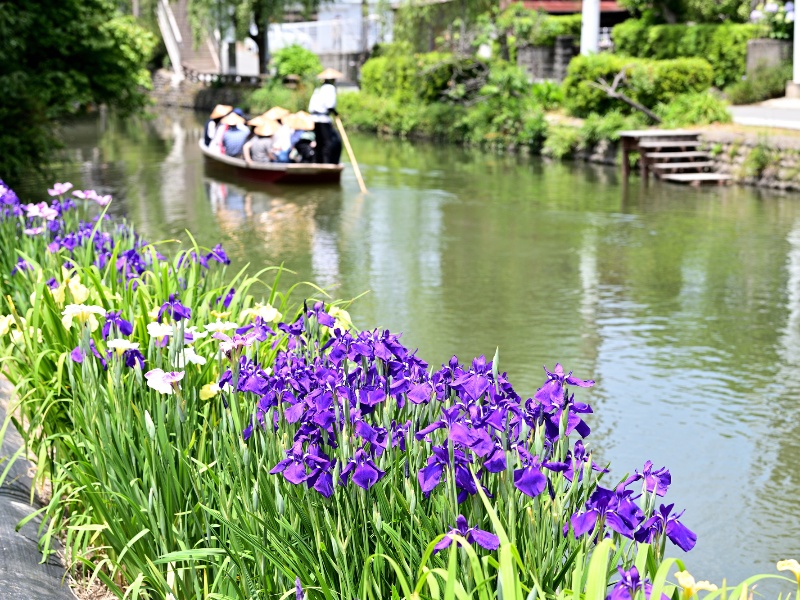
27, 108, 800, 583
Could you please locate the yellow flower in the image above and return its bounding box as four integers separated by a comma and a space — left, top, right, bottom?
148, 306, 160, 320
61, 304, 106, 332
329, 306, 352, 331
0, 314, 15, 337
777, 559, 800, 583
107, 339, 140, 356
52, 283, 66, 305
210, 310, 231, 320
68, 276, 90, 304
199, 382, 220, 400
241, 303, 282, 323
676, 571, 718, 599
10, 325, 43, 345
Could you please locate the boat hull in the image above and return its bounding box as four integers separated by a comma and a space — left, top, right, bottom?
199, 141, 343, 184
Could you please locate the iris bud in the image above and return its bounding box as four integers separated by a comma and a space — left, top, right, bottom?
144, 410, 156, 440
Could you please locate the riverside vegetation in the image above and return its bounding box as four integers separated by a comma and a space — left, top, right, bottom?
2, 182, 800, 599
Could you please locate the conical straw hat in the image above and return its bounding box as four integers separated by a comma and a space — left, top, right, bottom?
247, 115, 268, 127
284, 111, 315, 131
221, 112, 246, 126
317, 68, 344, 80
263, 106, 291, 121
210, 104, 233, 119
253, 119, 280, 137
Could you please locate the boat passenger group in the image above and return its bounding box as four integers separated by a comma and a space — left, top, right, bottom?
202, 68, 343, 166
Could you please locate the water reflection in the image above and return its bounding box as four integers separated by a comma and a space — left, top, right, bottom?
37, 107, 800, 584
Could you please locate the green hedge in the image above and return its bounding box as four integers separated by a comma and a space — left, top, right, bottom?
497, 4, 582, 48
612, 19, 765, 87
562, 54, 714, 117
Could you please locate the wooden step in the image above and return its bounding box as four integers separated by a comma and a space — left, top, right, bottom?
652, 161, 715, 171
638, 140, 702, 149
661, 173, 732, 185
645, 151, 710, 160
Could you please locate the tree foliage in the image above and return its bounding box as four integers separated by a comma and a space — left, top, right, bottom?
618, 0, 751, 23
0, 0, 155, 185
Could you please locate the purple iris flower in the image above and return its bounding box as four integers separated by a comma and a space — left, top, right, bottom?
158, 293, 191, 322
295, 577, 305, 600
633, 503, 696, 552
207, 244, 231, 265
340, 448, 386, 490
418, 445, 450, 494
433, 515, 500, 554
124, 348, 145, 369
102, 310, 134, 340
625, 461, 671, 497
534, 363, 594, 409
607, 566, 666, 600
11, 257, 31, 275
45, 277, 59, 289
514, 447, 547, 498
270, 450, 309, 485
70, 341, 107, 370
215, 288, 235, 309
569, 486, 644, 540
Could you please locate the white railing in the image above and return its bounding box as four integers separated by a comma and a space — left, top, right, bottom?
157, 0, 183, 77
269, 17, 381, 55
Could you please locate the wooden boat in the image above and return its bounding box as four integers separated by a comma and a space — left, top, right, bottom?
199, 141, 344, 184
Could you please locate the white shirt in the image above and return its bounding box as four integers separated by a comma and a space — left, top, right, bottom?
272, 125, 293, 152
308, 83, 337, 123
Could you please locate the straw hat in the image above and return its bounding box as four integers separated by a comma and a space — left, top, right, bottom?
221, 112, 246, 126
317, 68, 344, 80
253, 119, 280, 137
263, 106, 291, 121
210, 104, 233, 120
284, 111, 315, 131
247, 115, 268, 127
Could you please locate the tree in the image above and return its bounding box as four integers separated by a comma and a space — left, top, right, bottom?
190, 0, 326, 75
0, 0, 155, 184
618, 0, 750, 23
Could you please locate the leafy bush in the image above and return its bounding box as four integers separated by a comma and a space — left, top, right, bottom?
612, 20, 766, 87
741, 143, 774, 177
246, 80, 314, 114
0, 1, 155, 183
270, 44, 323, 78
542, 126, 581, 158
655, 91, 732, 127
619, 0, 751, 23
531, 80, 564, 110
562, 54, 714, 117
497, 4, 581, 47
726, 62, 793, 105
578, 111, 645, 149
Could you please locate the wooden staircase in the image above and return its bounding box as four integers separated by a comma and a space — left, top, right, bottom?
619, 130, 732, 186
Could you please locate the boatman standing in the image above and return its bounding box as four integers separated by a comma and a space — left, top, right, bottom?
308, 68, 343, 164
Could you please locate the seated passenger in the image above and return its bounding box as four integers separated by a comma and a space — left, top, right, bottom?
285, 111, 316, 163
204, 105, 232, 147
243, 120, 279, 164
219, 111, 249, 158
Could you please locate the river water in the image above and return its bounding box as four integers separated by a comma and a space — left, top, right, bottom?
23, 109, 800, 584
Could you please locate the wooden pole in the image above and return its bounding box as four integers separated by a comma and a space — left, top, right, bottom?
335, 116, 368, 194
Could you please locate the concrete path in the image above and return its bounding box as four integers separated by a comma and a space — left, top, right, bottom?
730, 98, 800, 130
0, 381, 75, 599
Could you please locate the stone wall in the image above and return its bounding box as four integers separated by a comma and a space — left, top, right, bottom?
518, 36, 578, 82
746, 39, 791, 76
151, 69, 249, 110
702, 131, 800, 191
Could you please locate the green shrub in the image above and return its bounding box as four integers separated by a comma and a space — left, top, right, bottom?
562, 54, 714, 117
360, 49, 486, 105
655, 91, 732, 127
270, 45, 323, 79
725, 62, 793, 105
542, 126, 581, 158
612, 20, 766, 87
497, 4, 581, 48
578, 111, 645, 149
531, 80, 564, 110
245, 80, 313, 113
741, 143, 773, 178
